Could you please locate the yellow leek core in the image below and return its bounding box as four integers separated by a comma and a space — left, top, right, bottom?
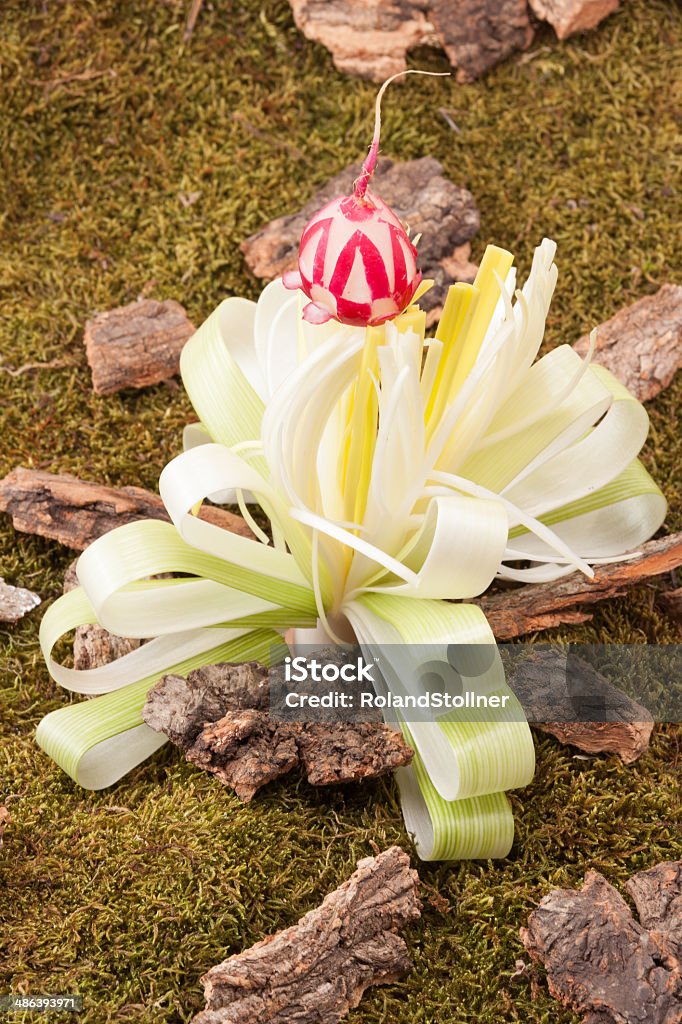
425, 245, 514, 440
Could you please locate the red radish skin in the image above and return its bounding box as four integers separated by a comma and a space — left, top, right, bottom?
283, 70, 448, 327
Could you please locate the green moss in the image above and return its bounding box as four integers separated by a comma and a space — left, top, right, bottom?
0, 1, 680, 1021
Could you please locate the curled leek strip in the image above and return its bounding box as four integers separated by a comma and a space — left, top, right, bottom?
37, 239, 666, 861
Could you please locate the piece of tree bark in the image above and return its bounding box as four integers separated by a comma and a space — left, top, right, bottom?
0, 467, 252, 551
429, 0, 534, 82
528, 0, 620, 40
288, 0, 534, 82
242, 157, 480, 319
534, 718, 653, 764
478, 532, 682, 639
193, 845, 421, 1024
0, 577, 41, 623
626, 861, 682, 964
573, 285, 682, 402
84, 298, 195, 395
505, 648, 653, 763
521, 866, 682, 1024
62, 560, 140, 670
288, 0, 437, 81
142, 661, 413, 802
438, 242, 479, 284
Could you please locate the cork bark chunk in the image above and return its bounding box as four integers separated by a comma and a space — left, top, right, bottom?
193, 846, 421, 1024
288, 0, 534, 82
242, 157, 480, 320
521, 866, 682, 1024
62, 560, 140, 670
288, 0, 621, 81
287, 0, 436, 81
430, 0, 534, 82
0, 467, 252, 550
84, 298, 195, 395
0, 577, 41, 623
535, 717, 653, 763
626, 861, 682, 964
506, 648, 653, 763
529, 0, 621, 40
573, 284, 682, 402
478, 532, 682, 639
142, 662, 413, 802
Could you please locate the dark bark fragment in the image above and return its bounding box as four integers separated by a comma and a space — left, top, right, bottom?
193, 846, 421, 1024
506, 648, 653, 763
627, 861, 682, 964
295, 723, 411, 785
62, 560, 140, 670
430, 0, 534, 82
478, 532, 682, 639
521, 869, 682, 1024
529, 0, 621, 40
142, 661, 413, 801
242, 157, 480, 319
287, 0, 436, 81
288, 0, 535, 81
0, 577, 41, 623
84, 298, 195, 395
574, 284, 682, 402
0, 467, 252, 551
73, 623, 140, 671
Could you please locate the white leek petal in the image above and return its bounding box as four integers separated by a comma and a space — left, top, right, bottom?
183, 422, 212, 449
40, 583, 289, 696
76, 519, 315, 616
289, 505, 420, 586
253, 278, 299, 390
159, 443, 311, 582
263, 289, 302, 398
359, 494, 507, 600
497, 561, 580, 583
477, 327, 596, 451
182, 422, 241, 504
503, 367, 649, 518
254, 279, 347, 397
214, 297, 266, 397
93, 579, 311, 638
261, 326, 364, 509
462, 347, 612, 493
180, 303, 265, 449
429, 470, 594, 578
509, 460, 666, 559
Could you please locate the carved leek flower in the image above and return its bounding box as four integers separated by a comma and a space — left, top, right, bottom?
38, 239, 665, 860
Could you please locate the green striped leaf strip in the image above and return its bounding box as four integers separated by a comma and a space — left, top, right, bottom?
396, 732, 515, 861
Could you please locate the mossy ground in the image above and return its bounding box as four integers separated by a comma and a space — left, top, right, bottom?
1, 2, 680, 1021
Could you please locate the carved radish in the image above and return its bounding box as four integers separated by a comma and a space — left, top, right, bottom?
283, 71, 447, 327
